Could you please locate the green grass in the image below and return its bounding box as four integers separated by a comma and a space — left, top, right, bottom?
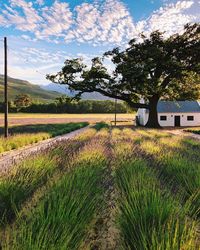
184, 128, 200, 135
0, 122, 88, 153
138, 133, 200, 218
116, 160, 196, 250
112, 129, 198, 249
3, 131, 108, 249
0, 127, 97, 227
0, 127, 199, 249
0, 156, 56, 225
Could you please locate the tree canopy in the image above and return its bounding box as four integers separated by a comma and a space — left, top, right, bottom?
47, 24, 200, 127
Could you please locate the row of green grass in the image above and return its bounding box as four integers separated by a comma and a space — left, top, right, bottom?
0, 126, 199, 249
112, 128, 199, 249
0, 127, 99, 227
2, 129, 108, 249
0, 122, 88, 153
116, 159, 196, 250
138, 132, 200, 218
185, 128, 200, 135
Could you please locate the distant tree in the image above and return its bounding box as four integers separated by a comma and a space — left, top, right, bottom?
47, 24, 200, 127
55, 95, 72, 105
14, 94, 32, 108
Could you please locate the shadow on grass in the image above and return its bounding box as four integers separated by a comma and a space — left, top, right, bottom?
0, 123, 88, 137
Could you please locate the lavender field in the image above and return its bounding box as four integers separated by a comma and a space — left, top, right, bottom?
0, 124, 199, 249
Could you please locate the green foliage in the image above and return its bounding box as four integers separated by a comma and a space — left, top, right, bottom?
139, 134, 200, 218
93, 122, 109, 130
0, 123, 88, 153
47, 24, 200, 127
0, 99, 128, 113
185, 128, 200, 135
112, 128, 198, 249
0, 156, 56, 225
14, 94, 32, 108
116, 160, 195, 250
3, 132, 107, 249
0, 127, 199, 249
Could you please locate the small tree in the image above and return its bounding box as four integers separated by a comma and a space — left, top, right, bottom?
47, 24, 200, 127
14, 94, 32, 108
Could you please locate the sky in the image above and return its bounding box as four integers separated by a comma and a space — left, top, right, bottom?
0, 0, 199, 86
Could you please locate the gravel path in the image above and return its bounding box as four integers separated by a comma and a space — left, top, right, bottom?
0, 126, 90, 175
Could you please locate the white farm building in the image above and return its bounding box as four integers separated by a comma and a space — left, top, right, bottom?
137, 101, 200, 127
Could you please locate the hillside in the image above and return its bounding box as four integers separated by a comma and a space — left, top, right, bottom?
43, 83, 112, 100
0, 75, 61, 102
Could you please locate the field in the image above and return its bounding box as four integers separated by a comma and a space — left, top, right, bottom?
0, 113, 134, 126
0, 122, 88, 153
185, 127, 200, 135
0, 124, 199, 249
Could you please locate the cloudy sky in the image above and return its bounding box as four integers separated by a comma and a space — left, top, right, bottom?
0, 0, 199, 85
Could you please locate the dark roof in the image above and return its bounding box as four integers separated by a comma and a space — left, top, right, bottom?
146, 101, 200, 113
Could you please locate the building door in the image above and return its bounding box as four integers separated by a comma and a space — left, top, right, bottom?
174, 116, 181, 127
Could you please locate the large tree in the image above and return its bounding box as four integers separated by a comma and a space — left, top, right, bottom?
47, 24, 200, 127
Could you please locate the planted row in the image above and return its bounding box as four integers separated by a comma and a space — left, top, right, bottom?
0, 122, 88, 153
112, 128, 198, 249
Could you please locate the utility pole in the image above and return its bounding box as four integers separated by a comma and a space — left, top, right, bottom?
114, 98, 117, 126
4, 37, 8, 138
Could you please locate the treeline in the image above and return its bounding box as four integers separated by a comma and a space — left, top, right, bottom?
0, 99, 130, 114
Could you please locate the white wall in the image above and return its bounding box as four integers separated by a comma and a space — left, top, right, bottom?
137, 108, 147, 126
137, 111, 200, 127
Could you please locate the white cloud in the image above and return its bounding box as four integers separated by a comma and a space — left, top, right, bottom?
36, 1, 73, 39
0, 0, 199, 86
70, 0, 136, 45
2, 0, 42, 32
143, 1, 199, 36
35, 0, 44, 6
0, 0, 199, 45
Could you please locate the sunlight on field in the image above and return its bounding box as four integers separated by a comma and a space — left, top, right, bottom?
0, 113, 134, 119
0, 113, 135, 126
0, 125, 199, 249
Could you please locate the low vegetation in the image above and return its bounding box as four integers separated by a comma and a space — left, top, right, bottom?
0, 125, 199, 249
185, 128, 200, 135
0, 122, 88, 153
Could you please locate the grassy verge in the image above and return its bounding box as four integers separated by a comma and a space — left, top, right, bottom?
0, 127, 97, 227
0, 156, 56, 225
3, 132, 108, 249
112, 129, 198, 249
138, 132, 200, 218
116, 159, 197, 250
0, 122, 88, 153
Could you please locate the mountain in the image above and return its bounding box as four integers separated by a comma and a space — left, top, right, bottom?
43, 83, 112, 100
0, 75, 61, 102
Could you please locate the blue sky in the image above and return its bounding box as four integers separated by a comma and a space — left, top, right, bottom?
0, 0, 199, 85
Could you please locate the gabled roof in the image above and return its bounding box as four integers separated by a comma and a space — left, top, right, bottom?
156, 101, 200, 113
144, 101, 200, 113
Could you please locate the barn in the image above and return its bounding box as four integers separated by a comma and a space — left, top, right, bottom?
137, 101, 200, 127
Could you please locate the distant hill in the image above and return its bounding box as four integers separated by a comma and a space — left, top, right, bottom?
0, 75, 61, 102
43, 83, 112, 100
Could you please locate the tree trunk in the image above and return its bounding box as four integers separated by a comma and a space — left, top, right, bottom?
145, 95, 161, 128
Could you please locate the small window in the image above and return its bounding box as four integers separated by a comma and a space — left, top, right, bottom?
187, 116, 194, 121
160, 115, 167, 121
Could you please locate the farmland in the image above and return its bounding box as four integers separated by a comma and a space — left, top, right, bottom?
0, 122, 88, 153
0, 113, 134, 126
0, 125, 199, 249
